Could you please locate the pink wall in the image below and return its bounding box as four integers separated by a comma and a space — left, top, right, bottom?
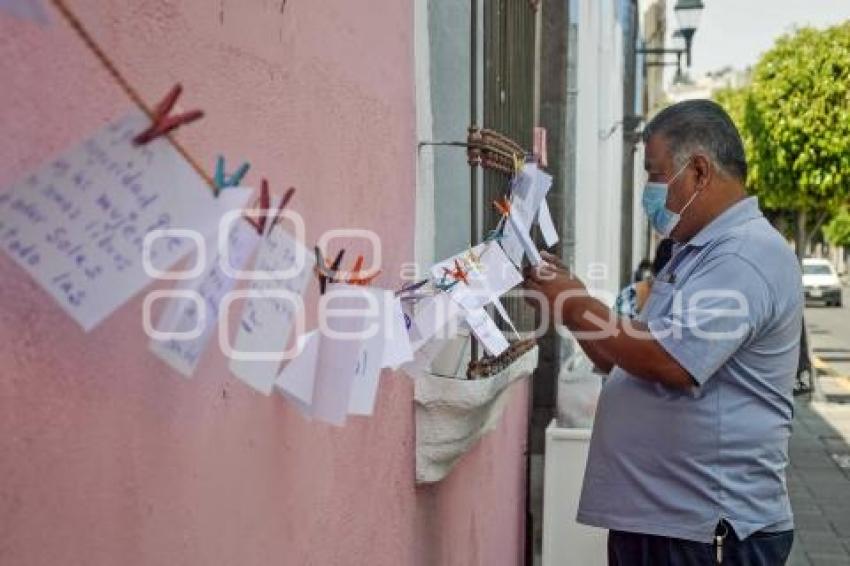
0, 2, 529, 565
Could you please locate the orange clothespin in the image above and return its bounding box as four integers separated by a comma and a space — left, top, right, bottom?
443, 258, 470, 286
243, 180, 295, 236
345, 255, 381, 286
494, 195, 512, 217
133, 84, 204, 145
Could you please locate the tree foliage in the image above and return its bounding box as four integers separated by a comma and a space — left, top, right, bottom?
715, 23, 850, 216
824, 208, 850, 246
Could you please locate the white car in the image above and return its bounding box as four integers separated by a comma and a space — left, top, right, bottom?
802, 258, 843, 307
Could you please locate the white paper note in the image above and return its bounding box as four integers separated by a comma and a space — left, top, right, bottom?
278, 289, 406, 424
275, 330, 321, 417
465, 308, 509, 356
508, 212, 542, 266
493, 296, 521, 339
381, 295, 414, 369
228, 224, 313, 395
431, 243, 523, 311
0, 112, 238, 330
149, 205, 259, 377
348, 287, 388, 416
309, 285, 371, 426
500, 164, 553, 265
537, 199, 559, 246
407, 292, 463, 352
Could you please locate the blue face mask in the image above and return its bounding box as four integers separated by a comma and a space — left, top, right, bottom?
641, 160, 698, 237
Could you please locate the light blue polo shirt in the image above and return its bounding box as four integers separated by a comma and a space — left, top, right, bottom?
576, 197, 803, 543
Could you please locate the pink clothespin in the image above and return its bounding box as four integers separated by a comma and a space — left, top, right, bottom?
533, 127, 548, 168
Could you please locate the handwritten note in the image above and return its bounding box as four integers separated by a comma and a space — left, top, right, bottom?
228, 224, 313, 395
149, 203, 259, 377
0, 112, 232, 330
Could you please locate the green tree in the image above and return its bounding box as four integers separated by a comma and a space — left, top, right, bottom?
824, 208, 850, 246
716, 23, 850, 260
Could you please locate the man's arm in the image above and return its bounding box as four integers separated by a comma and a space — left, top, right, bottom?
524, 253, 694, 390
559, 294, 695, 390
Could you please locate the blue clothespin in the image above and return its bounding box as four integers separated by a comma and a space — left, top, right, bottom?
214, 155, 251, 194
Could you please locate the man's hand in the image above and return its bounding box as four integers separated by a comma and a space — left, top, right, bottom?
523, 251, 587, 307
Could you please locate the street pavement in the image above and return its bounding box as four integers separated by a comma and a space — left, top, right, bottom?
788, 284, 850, 565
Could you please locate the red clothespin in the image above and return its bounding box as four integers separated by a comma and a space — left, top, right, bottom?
443, 258, 470, 286
243, 180, 296, 236
133, 84, 204, 145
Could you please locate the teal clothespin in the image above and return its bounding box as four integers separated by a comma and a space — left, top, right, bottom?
214, 155, 251, 194
433, 275, 459, 292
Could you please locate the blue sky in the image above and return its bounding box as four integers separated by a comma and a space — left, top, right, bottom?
666, 0, 850, 78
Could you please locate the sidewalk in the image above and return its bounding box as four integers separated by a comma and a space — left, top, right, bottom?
787, 398, 850, 565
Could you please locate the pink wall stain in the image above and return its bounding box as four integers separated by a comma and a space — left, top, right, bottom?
0, 2, 528, 565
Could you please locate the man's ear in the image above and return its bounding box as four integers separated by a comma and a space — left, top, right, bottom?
692, 153, 712, 190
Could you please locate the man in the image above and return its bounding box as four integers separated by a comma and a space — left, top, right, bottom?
525, 100, 802, 565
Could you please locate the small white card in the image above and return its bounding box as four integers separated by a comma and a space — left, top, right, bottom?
407, 292, 463, 353
500, 164, 553, 265
228, 224, 313, 395
537, 199, 559, 247
380, 295, 414, 369
465, 308, 509, 356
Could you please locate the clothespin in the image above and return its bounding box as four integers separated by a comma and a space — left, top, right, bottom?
433, 276, 459, 292
443, 258, 470, 286
243, 180, 295, 236
344, 255, 382, 286
315, 247, 346, 295
533, 126, 548, 167
396, 279, 435, 302
484, 224, 506, 242
314, 249, 381, 290
464, 248, 484, 272
133, 84, 204, 145
396, 279, 429, 297
214, 155, 251, 194
512, 153, 523, 176
494, 195, 512, 218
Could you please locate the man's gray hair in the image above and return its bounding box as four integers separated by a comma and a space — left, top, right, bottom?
642, 99, 747, 182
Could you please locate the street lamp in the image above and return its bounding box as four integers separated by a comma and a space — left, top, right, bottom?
636, 0, 705, 78
674, 0, 705, 66
670, 29, 686, 53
